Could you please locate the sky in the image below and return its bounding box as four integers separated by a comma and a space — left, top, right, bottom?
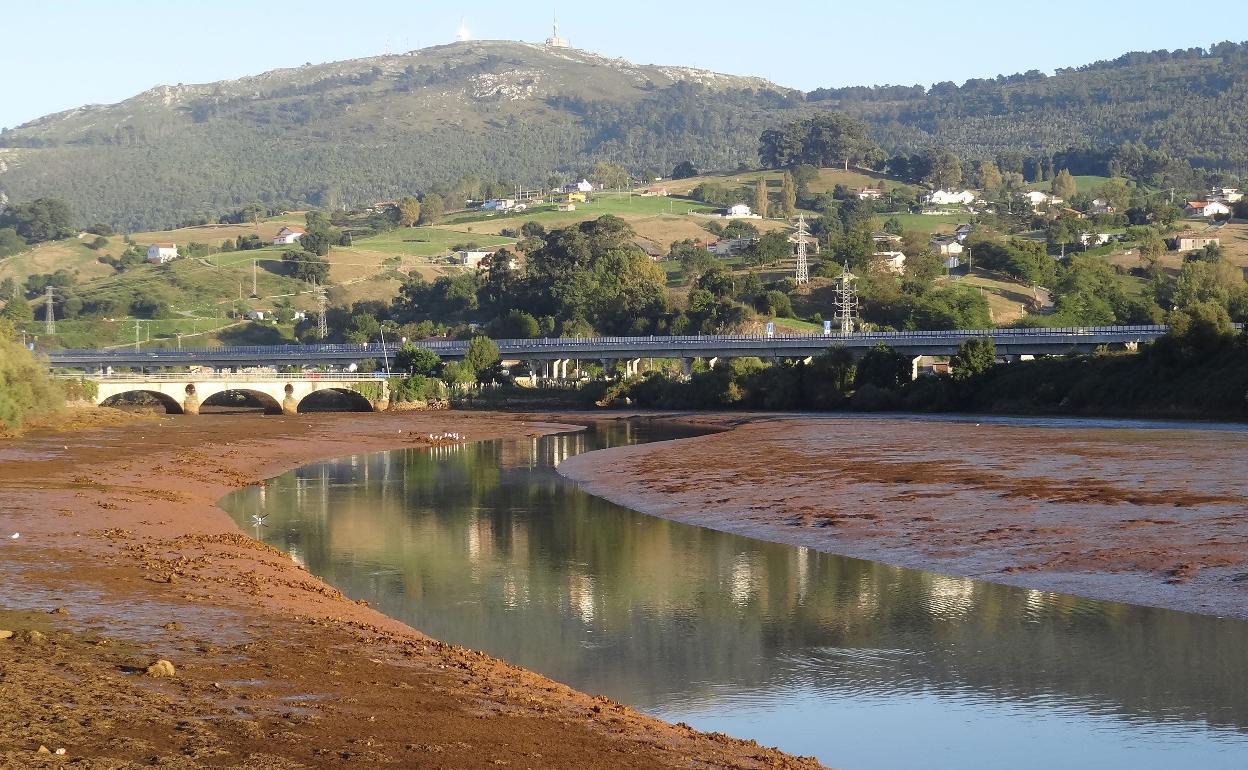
2, 0, 1245, 129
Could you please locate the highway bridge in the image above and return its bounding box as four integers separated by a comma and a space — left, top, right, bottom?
46, 325, 1169, 372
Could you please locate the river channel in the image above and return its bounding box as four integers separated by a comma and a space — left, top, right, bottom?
221, 419, 1248, 770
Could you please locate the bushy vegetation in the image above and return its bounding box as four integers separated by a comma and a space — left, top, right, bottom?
0, 321, 64, 430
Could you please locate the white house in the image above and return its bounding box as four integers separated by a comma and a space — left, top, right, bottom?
1025, 190, 1062, 208
931, 236, 964, 256
853, 188, 883, 200
924, 189, 975, 206
1185, 200, 1231, 218
873, 251, 906, 274
272, 226, 305, 245
1172, 234, 1221, 251
1211, 188, 1243, 203
245, 310, 268, 321
944, 254, 962, 271
1079, 232, 1113, 247
557, 203, 577, 212
563, 179, 597, 194
457, 249, 498, 269
481, 198, 516, 211
146, 242, 179, 264
725, 203, 753, 218
954, 223, 973, 243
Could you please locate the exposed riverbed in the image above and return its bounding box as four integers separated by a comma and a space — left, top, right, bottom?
223, 418, 1248, 770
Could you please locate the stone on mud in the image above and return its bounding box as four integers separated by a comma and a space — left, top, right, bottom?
145, 659, 176, 677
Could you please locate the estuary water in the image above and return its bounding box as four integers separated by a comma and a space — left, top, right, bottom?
221, 420, 1248, 770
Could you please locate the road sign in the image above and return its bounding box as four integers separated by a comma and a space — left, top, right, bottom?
823, 320, 832, 335
765, 322, 775, 338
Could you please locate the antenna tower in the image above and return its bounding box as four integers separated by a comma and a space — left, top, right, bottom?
832, 263, 858, 334
316, 285, 329, 340
44, 286, 56, 335
794, 214, 809, 285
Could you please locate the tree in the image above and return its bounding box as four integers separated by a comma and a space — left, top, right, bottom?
300, 229, 332, 257
463, 335, 501, 383
0, 228, 26, 258
781, 172, 797, 217
951, 337, 996, 380
418, 193, 444, 224
923, 148, 962, 190
671, 161, 698, 180
282, 250, 330, 284
754, 179, 769, 219
758, 113, 880, 170
1052, 168, 1077, 200
1096, 177, 1132, 210
977, 160, 1003, 192
394, 343, 442, 376
493, 309, 540, 339
854, 344, 910, 390
746, 231, 790, 267
0, 198, 75, 244
591, 161, 630, 190
440, 361, 476, 390
397, 196, 421, 227
0, 320, 63, 429
0, 294, 34, 323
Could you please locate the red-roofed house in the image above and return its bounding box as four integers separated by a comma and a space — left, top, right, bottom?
272, 226, 306, 245
1185, 200, 1231, 218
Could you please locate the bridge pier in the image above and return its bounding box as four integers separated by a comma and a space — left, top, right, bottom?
182, 384, 200, 415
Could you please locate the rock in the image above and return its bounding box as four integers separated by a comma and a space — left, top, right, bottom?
0, 629, 13, 640
19, 630, 45, 644
37, 745, 51, 753
55, 748, 66, 756
145, 659, 176, 677
50, 606, 69, 615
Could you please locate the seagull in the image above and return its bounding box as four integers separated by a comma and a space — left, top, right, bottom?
251, 515, 268, 527
9, 533, 19, 540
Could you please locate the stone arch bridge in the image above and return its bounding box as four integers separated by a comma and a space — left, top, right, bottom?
74, 373, 390, 415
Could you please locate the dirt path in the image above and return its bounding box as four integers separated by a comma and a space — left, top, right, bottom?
558, 414, 1248, 620
0, 411, 823, 769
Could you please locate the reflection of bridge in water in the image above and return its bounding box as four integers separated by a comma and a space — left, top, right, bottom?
66, 372, 389, 415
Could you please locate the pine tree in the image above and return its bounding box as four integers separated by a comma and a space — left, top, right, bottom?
754, 179, 769, 219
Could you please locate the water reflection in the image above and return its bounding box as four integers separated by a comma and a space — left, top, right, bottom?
222, 421, 1248, 770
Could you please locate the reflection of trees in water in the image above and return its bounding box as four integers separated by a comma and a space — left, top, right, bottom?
223, 426, 1248, 732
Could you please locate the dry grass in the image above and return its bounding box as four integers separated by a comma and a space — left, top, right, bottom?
130, 218, 305, 247
0, 406, 155, 440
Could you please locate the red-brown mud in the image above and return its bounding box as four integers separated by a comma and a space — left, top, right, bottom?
559, 414, 1248, 620
0, 412, 824, 769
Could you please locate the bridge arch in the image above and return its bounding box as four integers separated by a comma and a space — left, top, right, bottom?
100, 389, 185, 415
199, 388, 285, 415
296, 387, 375, 413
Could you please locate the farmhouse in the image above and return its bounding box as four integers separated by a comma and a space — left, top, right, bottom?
481, 198, 516, 211
725, 203, 754, 218
708, 237, 757, 256
930, 236, 964, 256
1171, 234, 1221, 251
873, 251, 906, 274
145, 242, 179, 264
457, 248, 499, 269
853, 188, 883, 200
1185, 200, 1231, 218
924, 189, 975, 206
1211, 188, 1243, 203
562, 179, 596, 194
272, 226, 304, 245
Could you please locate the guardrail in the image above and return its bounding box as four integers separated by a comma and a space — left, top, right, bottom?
51, 372, 390, 382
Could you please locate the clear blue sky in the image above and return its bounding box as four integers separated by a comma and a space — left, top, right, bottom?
2, 0, 1244, 129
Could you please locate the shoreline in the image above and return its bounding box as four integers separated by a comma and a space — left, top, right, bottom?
557, 412, 1248, 621
0, 411, 823, 769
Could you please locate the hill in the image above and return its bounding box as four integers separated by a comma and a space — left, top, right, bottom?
0, 41, 799, 231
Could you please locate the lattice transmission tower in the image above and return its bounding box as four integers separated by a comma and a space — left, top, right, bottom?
44, 286, 56, 335
832, 263, 858, 334
316, 285, 329, 340
794, 214, 809, 285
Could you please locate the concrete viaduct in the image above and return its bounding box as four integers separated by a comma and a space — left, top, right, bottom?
47, 325, 1172, 375
76, 373, 390, 415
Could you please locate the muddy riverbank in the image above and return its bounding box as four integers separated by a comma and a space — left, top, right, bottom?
0, 412, 822, 769
558, 413, 1248, 620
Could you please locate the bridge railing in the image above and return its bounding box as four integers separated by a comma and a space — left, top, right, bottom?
51, 372, 390, 382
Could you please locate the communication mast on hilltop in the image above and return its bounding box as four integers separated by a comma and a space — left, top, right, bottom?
794, 214, 809, 286
832, 263, 858, 334
545, 12, 569, 48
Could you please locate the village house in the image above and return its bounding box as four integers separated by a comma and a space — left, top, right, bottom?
457, 248, 499, 269
562, 179, 596, 194
1185, 200, 1231, 218
1079, 232, 1113, 247
557, 191, 588, 204
954, 223, 974, 243
923, 189, 976, 206
272, 226, 304, 245
853, 188, 883, 200
639, 186, 669, 197
1024, 190, 1062, 208
481, 198, 516, 211
145, 242, 179, 264
724, 203, 754, 218
1172, 234, 1221, 251
872, 232, 902, 247
930, 235, 964, 256
873, 251, 906, 274
480, 251, 518, 274
1211, 187, 1243, 203
1090, 198, 1115, 215
557, 203, 577, 212
708, 237, 757, 257
943, 253, 963, 271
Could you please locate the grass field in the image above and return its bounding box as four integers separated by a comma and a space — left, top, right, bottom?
662, 167, 914, 198
1025, 175, 1113, 195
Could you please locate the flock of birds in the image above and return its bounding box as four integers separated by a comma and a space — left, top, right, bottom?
427, 432, 465, 441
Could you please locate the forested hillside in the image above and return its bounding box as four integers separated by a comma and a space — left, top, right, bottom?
1, 39, 1246, 231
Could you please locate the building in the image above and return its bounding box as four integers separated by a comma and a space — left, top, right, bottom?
272, 226, 305, 245
944, 254, 962, 271
1079, 232, 1113, 247
557, 203, 577, 212
872, 232, 902, 247
1211, 188, 1243, 203
1024, 190, 1061, 208
1090, 198, 1116, 215
562, 179, 595, 194
954, 223, 973, 243
931, 236, 964, 256
1172, 234, 1221, 251
639, 186, 669, 197
145, 242, 179, 264
853, 188, 883, 200
708, 237, 757, 256
873, 250, 906, 274
544, 17, 569, 48
245, 310, 269, 321
1185, 200, 1231, 218
558, 191, 587, 204
924, 189, 975, 206
457, 249, 498, 269
481, 198, 516, 211
724, 203, 753, 218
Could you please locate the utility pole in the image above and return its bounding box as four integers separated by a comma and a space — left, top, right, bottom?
251, 259, 258, 298
794, 214, 809, 286
43, 286, 55, 335
379, 325, 391, 375
316, 285, 329, 340
832, 263, 859, 335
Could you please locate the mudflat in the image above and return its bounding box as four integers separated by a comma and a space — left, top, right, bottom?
0, 412, 823, 769
558, 414, 1248, 620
